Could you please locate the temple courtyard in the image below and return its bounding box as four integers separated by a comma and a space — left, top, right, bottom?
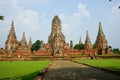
43, 60, 120, 80
0, 59, 120, 80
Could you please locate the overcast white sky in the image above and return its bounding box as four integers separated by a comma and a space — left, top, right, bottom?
0, 0, 120, 48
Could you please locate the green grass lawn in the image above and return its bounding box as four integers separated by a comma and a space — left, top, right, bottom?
0, 60, 51, 80
75, 59, 120, 71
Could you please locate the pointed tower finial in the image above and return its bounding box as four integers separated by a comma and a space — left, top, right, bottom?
21, 32, 27, 46
12, 20, 14, 25
84, 30, 92, 50
28, 37, 32, 48
79, 36, 82, 44
98, 21, 105, 38
8, 20, 16, 39
86, 30, 88, 37
70, 40, 73, 49
99, 21, 101, 26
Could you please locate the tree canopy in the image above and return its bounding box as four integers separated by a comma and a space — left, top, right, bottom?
113, 48, 120, 55
31, 40, 42, 52
0, 16, 4, 20
74, 43, 84, 50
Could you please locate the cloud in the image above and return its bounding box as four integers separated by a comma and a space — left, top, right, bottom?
112, 3, 120, 13
109, 3, 120, 23
16, 9, 39, 32
59, 3, 90, 29
112, 3, 120, 18
77, 3, 90, 18
0, 1, 90, 47
0, 0, 41, 47
0, 0, 4, 9
106, 3, 120, 48
58, 3, 90, 43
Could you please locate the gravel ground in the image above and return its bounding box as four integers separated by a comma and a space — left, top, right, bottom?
43, 60, 120, 80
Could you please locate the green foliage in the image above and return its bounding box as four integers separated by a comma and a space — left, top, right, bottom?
0, 16, 4, 20
75, 59, 120, 71
31, 40, 42, 52
0, 60, 50, 80
74, 43, 84, 50
113, 48, 120, 55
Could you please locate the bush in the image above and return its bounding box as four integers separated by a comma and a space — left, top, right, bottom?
113, 48, 120, 55
74, 43, 84, 50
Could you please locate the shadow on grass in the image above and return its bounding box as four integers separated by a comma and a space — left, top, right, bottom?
0, 71, 38, 80
101, 66, 120, 71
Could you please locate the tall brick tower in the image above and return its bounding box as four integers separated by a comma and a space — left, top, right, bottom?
84, 31, 92, 50
95, 22, 108, 54
48, 15, 66, 55
5, 21, 18, 53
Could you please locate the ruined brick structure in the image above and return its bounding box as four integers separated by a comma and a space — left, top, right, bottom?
5, 21, 32, 56
3, 16, 112, 57
84, 31, 93, 55
48, 15, 69, 56
95, 22, 112, 54
5, 21, 18, 54
17, 32, 31, 55
84, 31, 92, 50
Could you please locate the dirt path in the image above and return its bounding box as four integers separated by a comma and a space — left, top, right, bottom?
43, 60, 120, 80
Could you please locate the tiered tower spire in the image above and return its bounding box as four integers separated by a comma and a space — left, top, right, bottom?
84, 31, 92, 50
21, 32, 27, 46
5, 21, 18, 53
8, 21, 16, 39
48, 15, 66, 55
95, 22, 108, 49
48, 15, 65, 43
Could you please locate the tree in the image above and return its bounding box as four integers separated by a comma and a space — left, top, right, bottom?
31, 40, 42, 52
92, 43, 95, 48
74, 43, 84, 50
113, 48, 120, 55
0, 16, 4, 20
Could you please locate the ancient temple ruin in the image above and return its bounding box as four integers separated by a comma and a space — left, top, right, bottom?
5, 21, 18, 53
84, 31, 92, 50
5, 21, 32, 56
95, 22, 112, 54
48, 15, 68, 56
3, 16, 112, 58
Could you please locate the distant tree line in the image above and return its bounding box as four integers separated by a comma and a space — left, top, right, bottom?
74, 43, 120, 55
113, 48, 120, 55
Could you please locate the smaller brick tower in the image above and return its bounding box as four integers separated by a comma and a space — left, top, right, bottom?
84, 31, 92, 50
21, 32, 27, 47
